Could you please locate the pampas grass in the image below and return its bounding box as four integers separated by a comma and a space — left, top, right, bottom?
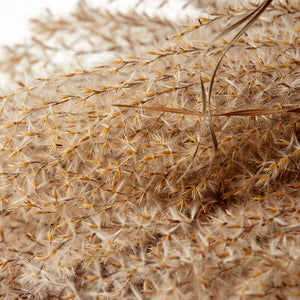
0, 0, 299, 299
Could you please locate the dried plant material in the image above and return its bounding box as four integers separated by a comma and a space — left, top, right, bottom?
205, 0, 273, 151
113, 103, 300, 117
0, 0, 299, 299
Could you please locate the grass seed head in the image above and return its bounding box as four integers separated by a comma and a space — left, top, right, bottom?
0, 0, 299, 299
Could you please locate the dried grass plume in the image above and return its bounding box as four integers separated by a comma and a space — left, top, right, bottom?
0, 0, 299, 299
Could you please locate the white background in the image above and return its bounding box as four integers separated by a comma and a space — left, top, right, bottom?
0, 0, 79, 46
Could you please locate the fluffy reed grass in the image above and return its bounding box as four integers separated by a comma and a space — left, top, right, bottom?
0, 0, 299, 299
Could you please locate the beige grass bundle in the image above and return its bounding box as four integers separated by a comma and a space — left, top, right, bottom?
0, 0, 299, 299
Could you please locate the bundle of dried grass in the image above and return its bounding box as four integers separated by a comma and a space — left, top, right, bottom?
0, 0, 299, 299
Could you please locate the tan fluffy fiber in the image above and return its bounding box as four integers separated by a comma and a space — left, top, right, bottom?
0, 0, 299, 299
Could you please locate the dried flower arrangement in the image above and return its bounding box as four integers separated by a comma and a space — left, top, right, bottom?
0, 0, 299, 299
